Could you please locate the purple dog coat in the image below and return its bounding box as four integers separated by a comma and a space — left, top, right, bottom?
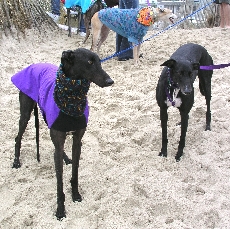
11, 63, 89, 132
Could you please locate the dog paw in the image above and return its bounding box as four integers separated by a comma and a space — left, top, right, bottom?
63, 157, 72, 165
63, 152, 72, 165
12, 159, 21, 169
134, 60, 140, 66
158, 152, 167, 157
56, 207, 66, 220
72, 193, 82, 202
175, 155, 181, 162
205, 125, 211, 131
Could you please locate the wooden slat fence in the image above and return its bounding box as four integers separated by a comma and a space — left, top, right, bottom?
157, 0, 220, 28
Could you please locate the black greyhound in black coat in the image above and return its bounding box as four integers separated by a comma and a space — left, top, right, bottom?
12, 48, 114, 219
66, 0, 118, 43
156, 43, 213, 161
66, 0, 104, 42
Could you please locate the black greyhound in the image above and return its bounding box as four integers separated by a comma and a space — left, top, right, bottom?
66, 0, 118, 43
156, 43, 213, 161
66, 2, 104, 42
11, 48, 114, 219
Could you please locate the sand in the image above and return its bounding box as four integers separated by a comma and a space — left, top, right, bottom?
0, 26, 230, 228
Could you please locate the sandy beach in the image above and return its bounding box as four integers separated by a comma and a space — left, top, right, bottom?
0, 25, 230, 228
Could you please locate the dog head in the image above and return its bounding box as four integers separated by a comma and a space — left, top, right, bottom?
161, 59, 200, 95
61, 48, 114, 88
154, 8, 177, 24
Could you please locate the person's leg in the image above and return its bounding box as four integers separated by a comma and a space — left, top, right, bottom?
116, 0, 125, 54
80, 13, 86, 34
51, 0, 60, 15
220, 4, 224, 28
47, 0, 60, 23
119, 0, 125, 9
116, 0, 139, 60
123, 0, 139, 8
118, 37, 133, 60
116, 34, 122, 53
223, 3, 230, 27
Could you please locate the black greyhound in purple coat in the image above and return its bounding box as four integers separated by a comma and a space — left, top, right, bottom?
11, 48, 114, 219
156, 43, 213, 161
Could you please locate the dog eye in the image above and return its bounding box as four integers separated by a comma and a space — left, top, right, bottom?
88, 60, 93, 65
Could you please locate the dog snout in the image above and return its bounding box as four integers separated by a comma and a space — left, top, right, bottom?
106, 78, 114, 86
169, 14, 177, 23
169, 17, 174, 23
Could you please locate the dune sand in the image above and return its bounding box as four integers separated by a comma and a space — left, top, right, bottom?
0, 26, 230, 228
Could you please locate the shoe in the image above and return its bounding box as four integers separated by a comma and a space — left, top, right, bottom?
63, 6, 79, 16
79, 32, 86, 37
118, 58, 128, 61
46, 12, 60, 23
118, 57, 131, 61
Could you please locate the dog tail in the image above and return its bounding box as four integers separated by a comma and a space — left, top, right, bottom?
199, 81, 205, 96
34, 104, 40, 162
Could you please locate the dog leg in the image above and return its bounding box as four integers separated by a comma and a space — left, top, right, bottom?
137, 44, 141, 59
71, 129, 85, 202
204, 85, 211, 131
84, 0, 103, 44
83, 14, 90, 44
96, 25, 110, 53
175, 111, 189, 161
199, 73, 212, 131
133, 44, 141, 64
205, 101, 211, 131
50, 129, 66, 220
91, 12, 104, 52
133, 45, 138, 64
13, 92, 36, 168
34, 105, 40, 162
77, 9, 81, 35
159, 107, 168, 157
63, 151, 72, 165
67, 8, 71, 37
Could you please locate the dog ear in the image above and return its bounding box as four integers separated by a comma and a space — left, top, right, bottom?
160, 59, 176, 68
158, 7, 164, 13
192, 63, 200, 70
61, 50, 75, 65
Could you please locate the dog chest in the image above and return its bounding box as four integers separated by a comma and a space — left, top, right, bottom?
165, 88, 182, 107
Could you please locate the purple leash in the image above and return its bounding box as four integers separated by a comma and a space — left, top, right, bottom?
165, 63, 230, 106
200, 63, 230, 70
165, 89, 176, 106
146, 0, 150, 7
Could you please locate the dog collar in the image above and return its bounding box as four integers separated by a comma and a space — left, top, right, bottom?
137, 7, 154, 26
90, 0, 107, 9
151, 7, 160, 22
165, 68, 181, 107
54, 64, 90, 117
